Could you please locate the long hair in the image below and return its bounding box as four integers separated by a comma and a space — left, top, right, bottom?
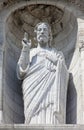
34, 22, 52, 47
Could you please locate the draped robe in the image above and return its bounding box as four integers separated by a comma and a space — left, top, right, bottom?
17, 47, 69, 124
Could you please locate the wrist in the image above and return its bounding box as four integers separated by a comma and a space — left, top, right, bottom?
23, 45, 30, 51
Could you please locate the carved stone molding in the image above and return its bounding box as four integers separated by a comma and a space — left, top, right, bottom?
0, 0, 84, 13
10, 4, 64, 47
79, 40, 84, 51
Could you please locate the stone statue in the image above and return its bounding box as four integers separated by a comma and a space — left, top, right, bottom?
17, 22, 69, 124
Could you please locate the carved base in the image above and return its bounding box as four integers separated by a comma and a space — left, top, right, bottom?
0, 125, 83, 130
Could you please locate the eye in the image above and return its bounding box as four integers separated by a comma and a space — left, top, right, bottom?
44, 28, 48, 31
38, 28, 41, 31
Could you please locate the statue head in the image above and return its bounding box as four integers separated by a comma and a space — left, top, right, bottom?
34, 22, 52, 47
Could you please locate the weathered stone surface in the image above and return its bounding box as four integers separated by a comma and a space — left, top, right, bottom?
17, 22, 69, 124
0, 125, 84, 130
1, 3, 79, 124
0, 0, 84, 125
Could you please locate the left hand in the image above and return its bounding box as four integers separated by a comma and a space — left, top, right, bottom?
46, 54, 57, 64
46, 52, 64, 64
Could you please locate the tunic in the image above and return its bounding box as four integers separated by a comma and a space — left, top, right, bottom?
17, 47, 69, 124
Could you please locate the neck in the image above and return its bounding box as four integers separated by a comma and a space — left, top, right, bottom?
37, 43, 49, 49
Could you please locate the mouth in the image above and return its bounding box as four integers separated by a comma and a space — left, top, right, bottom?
37, 35, 48, 43
39, 35, 46, 38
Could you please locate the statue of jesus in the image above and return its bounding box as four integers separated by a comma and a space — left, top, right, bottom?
17, 22, 69, 124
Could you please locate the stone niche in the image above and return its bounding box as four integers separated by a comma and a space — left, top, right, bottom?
3, 4, 78, 124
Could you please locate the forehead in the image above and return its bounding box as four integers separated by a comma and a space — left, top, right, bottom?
37, 23, 48, 29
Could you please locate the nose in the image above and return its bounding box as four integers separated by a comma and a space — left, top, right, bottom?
41, 29, 44, 34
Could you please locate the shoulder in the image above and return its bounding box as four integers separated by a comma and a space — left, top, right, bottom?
51, 47, 57, 54
30, 48, 37, 62
58, 51, 64, 57
52, 47, 64, 59
30, 48, 37, 55
30, 48, 37, 52
51, 47, 63, 56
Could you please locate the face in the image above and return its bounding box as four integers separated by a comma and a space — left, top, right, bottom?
36, 23, 49, 46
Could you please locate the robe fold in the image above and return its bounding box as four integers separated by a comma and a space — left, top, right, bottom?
17, 48, 69, 124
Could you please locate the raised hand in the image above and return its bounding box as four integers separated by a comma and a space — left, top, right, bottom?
22, 32, 31, 48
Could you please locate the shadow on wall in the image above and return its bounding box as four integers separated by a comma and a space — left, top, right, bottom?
66, 73, 77, 124
3, 42, 25, 123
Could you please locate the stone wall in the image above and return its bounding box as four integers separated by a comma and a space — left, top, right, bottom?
0, 0, 84, 125
4, 4, 78, 124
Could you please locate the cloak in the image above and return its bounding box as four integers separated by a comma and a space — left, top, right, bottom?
17, 48, 69, 124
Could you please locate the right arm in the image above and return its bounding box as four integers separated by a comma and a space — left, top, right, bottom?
17, 34, 31, 80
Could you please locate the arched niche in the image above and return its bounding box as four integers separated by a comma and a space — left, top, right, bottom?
3, 3, 78, 124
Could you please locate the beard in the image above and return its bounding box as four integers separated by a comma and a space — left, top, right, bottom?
39, 38, 48, 47
37, 35, 49, 47
39, 40, 47, 47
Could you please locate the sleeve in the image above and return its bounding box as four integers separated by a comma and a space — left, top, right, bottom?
17, 46, 30, 80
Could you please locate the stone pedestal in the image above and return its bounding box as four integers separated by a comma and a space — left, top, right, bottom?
0, 125, 84, 130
